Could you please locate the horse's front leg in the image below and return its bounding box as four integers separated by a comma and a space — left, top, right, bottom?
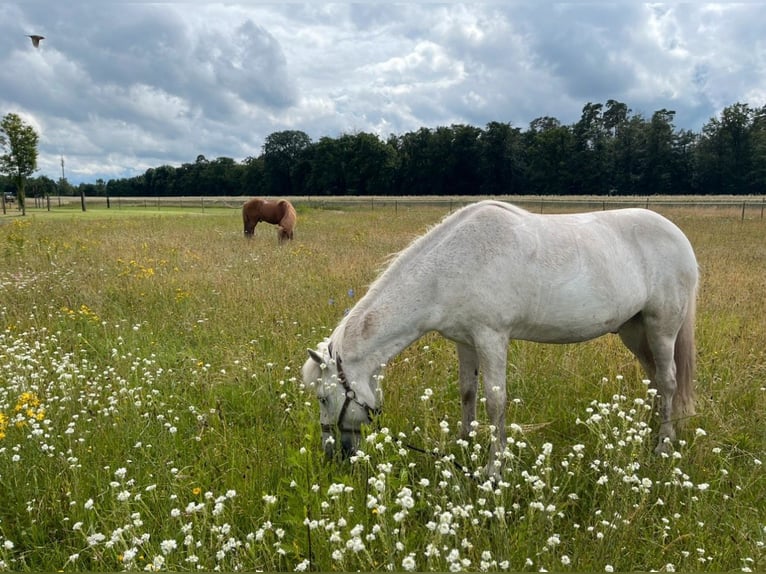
648, 336, 678, 454
244, 220, 257, 238
456, 343, 479, 439
477, 332, 510, 477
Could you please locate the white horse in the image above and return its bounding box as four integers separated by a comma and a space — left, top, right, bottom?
302, 200, 698, 471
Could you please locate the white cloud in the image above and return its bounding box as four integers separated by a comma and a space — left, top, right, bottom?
1, 3, 765, 184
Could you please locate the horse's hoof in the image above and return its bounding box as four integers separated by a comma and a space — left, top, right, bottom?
654, 437, 673, 455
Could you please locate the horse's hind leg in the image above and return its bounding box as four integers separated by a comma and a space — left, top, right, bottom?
618, 314, 656, 381
277, 227, 292, 244
456, 343, 479, 439
645, 328, 681, 454
620, 314, 678, 454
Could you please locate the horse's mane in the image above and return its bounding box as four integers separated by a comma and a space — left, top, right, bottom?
331, 201, 528, 356
373, 200, 527, 288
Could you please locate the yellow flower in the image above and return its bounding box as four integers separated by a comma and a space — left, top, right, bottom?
13, 392, 45, 423
175, 288, 191, 302
15, 391, 40, 412
192, 487, 202, 496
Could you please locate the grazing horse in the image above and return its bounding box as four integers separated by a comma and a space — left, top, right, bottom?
302, 200, 698, 474
242, 198, 296, 244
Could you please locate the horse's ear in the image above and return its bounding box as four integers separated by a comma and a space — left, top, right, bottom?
307, 349, 323, 364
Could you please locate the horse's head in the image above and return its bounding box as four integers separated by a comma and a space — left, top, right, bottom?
302, 340, 379, 459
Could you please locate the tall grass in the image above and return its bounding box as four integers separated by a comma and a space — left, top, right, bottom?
0, 203, 763, 571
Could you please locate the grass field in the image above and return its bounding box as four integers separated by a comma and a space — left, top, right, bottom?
0, 201, 764, 571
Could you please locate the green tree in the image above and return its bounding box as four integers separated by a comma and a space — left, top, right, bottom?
209, 157, 243, 196
641, 109, 677, 195
524, 116, 575, 195
695, 103, 755, 194
750, 105, 766, 194
602, 99, 629, 138
442, 124, 483, 195
719, 103, 753, 194
392, 127, 439, 196
0, 112, 40, 215
262, 130, 312, 196
479, 121, 525, 196
306, 136, 347, 195
343, 132, 396, 195
34, 174, 58, 198
241, 156, 266, 197
603, 101, 640, 194
572, 102, 608, 195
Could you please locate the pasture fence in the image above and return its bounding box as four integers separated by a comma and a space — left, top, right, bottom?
4, 194, 766, 221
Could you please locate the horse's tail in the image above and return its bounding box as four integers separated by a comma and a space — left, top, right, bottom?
278, 201, 296, 241
673, 292, 696, 420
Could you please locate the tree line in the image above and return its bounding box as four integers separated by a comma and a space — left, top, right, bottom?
4, 100, 766, 202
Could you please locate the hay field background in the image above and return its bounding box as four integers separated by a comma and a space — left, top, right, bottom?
0, 200, 763, 571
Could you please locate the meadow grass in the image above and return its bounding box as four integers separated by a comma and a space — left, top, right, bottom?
0, 202, 764, 572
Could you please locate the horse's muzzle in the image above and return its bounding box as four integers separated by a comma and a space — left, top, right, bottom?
322, 428, 359, 459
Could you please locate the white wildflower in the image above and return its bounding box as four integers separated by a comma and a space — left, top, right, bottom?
262, 494, 277, 505
402, 554, 417, 571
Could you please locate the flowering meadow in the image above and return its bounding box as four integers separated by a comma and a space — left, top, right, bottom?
0, 203, 764, 571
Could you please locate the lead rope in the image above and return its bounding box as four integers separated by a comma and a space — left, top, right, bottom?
393, 437, 474, 479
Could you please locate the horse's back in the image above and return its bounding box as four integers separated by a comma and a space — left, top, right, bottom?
243, 198, 263, 209
477, 203, 697, 292
463, 202, 694, 271
243, 198, 263, 217
388, 201, 697, 344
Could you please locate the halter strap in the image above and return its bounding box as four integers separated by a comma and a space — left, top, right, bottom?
321, 349, 380, 435
322, 346, 471, 478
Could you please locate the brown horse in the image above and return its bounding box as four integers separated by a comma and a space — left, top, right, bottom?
242, 198, 297, 244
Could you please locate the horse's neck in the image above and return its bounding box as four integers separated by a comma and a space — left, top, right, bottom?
338, 289, 425, 374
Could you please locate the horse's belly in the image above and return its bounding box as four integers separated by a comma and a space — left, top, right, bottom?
517, 318, 622, 344
531, 304, 642, 342
438, 295, 638, 346
511, 288, 642, 344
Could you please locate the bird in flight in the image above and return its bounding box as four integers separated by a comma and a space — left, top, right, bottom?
28, 35, 45, 48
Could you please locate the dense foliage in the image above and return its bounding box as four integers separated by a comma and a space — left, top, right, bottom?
0, 113, 40, 213
6, 100, 766, 198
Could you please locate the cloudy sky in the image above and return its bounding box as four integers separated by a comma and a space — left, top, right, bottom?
1, 3, 765, 185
